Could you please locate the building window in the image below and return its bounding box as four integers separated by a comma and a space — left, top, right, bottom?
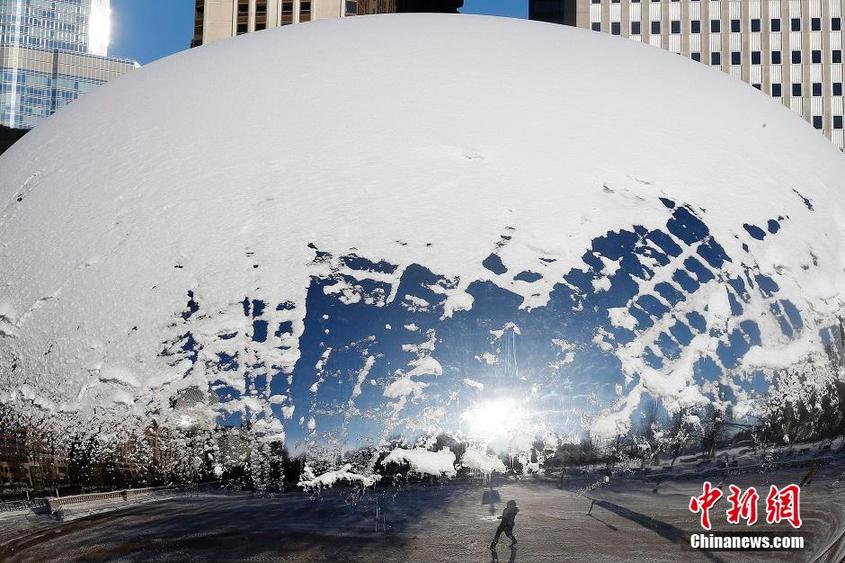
691, 52, 701, 62
611, 22, 621, 35
751, 51, 761, 65
752, 83, 761, 90
772, 83, 782, 97
812, 50, 821, 64
811, 17, 821, 31
631, 21, 641, 34
834, 116, 843, 130
834, 50, 843, 64
751, 19, 761, 32
791, 18, 800, 31
255, 0, 268, 28
731, 51, 741, 65
813, 116, 823, 129
651, 21, 660, 34
731, 19, 740, 32
671, 20, 680, 34
813, 83, 822, 96
591, 22, 600, 31
791, 50, 801, 64
711, 19, 720, 33
691, 20, 700, 33
711, 52, 721, 65
834, 83, 843, 96
833, 17, 842, 31
772, 50, 782, 64
771, 18, 781, 32
792, 83, 802, 96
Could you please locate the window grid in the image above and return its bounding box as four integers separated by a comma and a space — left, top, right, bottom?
555, 0, 845, 152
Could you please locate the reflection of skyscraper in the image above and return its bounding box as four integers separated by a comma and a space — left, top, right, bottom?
529, 0, 845, 152
0, 0, 137, 129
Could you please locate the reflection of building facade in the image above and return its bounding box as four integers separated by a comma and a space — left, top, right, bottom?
0, 423, 68, 490
529, 0, 845, 152
191, 0, 463, 47
216, 426, 251, 465
0, 0, 137, 129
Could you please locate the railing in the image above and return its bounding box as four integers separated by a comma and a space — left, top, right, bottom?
0, 497, 48, 513
46, 486, 173, 514
0, 483, 219, 514
625, 455, 834, 482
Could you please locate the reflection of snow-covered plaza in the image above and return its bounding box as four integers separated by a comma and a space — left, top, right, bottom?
4, 459, 845, 562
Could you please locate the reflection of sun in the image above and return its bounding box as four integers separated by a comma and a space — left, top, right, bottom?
460, 397, 526, 442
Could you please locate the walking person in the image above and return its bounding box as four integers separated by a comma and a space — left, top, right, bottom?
491, 500, 519, 550
800, 461, 820, 487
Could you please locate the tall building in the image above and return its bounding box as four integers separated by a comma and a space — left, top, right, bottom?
192, 0, 390, 47
529, 0, 845, 152
191, 0, 462, 47
396, 0, 462, 11
0, 0, 137, 129
529, 0, 576, 24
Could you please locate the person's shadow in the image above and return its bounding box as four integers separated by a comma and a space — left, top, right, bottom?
490, 546, 517, 562
482, 483, 501, 515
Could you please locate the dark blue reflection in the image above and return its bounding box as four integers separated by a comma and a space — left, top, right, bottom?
482, 253, 507, 274
155, 194, 812, 449
743, 224, 766, 240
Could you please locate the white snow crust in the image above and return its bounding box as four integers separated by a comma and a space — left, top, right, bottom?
460, 448, 506, 474
298, 463, 381, 490
381, 448, 457, 476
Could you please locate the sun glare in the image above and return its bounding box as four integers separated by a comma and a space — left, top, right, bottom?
87, 0, 111, 57
460, 398, 526, 443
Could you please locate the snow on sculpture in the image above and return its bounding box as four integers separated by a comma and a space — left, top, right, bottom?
299, 464, 381, 491
0, 14, 844, 487
382, 448, 457, 477
461, 448, 507, 475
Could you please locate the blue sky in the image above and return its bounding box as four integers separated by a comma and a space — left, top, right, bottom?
109, 0, 526, 65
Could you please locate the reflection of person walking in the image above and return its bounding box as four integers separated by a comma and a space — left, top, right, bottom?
491, 500, 519, 549
800, 462, 820, 486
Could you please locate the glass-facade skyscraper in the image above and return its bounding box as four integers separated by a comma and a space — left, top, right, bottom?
0, 0, 137, 129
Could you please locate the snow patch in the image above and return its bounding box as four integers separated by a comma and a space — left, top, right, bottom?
382, 448, 457, 477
